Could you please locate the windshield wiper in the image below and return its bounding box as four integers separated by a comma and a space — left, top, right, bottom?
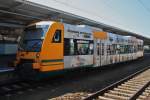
18, 43, 25, 51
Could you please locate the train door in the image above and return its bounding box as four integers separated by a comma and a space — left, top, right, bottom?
117, 43, 120, 63
100, 41, 105, 66
94, 39, 101, 67
106, 42, 110, 65
110, 43, 114, 64
93, 31, 107, 67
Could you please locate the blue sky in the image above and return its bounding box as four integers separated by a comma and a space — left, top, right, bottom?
29, 0, 150, 38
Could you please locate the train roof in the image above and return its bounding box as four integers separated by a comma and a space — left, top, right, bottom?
27, 21, 54, 27
64, 23, 93, 34
27, 21, 143, 42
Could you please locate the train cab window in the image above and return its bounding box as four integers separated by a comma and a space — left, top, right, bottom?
52, 30, 61, 43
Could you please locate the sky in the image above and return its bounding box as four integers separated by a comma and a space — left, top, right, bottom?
28, 0, 150, 38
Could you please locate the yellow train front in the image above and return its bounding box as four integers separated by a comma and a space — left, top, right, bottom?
13, 21, 144, 79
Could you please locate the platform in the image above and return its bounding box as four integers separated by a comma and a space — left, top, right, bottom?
0, 66, 14, 73
0, 66, 15, 83
0, 54, 15, 73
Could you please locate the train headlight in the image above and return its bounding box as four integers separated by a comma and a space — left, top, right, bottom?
36, 53, 40, 58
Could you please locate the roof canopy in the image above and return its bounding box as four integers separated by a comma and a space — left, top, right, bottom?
0, 0, 149, 44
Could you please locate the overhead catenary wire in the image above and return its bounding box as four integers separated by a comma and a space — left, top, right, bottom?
98, 0, 134, 31
137, 0, 150, 15
52, 0, 149, 36
52, 0, 126, 28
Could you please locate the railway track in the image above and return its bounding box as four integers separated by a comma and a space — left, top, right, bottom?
49, 67, 150, 100
0, 80, 35, 95
0, 70, 90, 96
84, 67, 150, 100
1, 66, 150, 100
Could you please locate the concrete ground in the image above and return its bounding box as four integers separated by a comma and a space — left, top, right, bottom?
1, 54, 150, 100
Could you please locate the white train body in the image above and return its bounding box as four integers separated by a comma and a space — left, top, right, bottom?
63, 23, 143, 69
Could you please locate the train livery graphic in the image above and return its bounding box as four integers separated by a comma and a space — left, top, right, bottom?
13, 21, 144, 78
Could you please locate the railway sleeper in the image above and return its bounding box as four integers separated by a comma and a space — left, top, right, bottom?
113, 88, 136, 94
98, 96, 116, 100
116, 86, 138, 92
123, 82, 146, 86
108, 90, 132, 97
104, 93, 129, 100
136, 86, 150, 100
121, 83, 145, 88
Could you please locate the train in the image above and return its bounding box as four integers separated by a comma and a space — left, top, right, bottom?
13, 21, 144, 79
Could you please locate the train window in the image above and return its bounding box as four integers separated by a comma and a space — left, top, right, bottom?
52, 30, 61, 43
112, 44, 116, 55
76, 40, 93, 55
110, 45, 114, 55
114, 44, 117, 54
141, 45, 143, 51
89, 43, 94, 54
127, 45, 129, 53
129, 45, 131, 53
131, 45, 134, 53
97, 43, 100, 55
101, 43, 104, 55
77, 43, 88, 55
129, 45, 132, 53
70, 39, 74, 55
64, 39, 93, 55
110, 45, 113, 55
64, 38, 70, 56
64, 38, 76, 56
109, 45, 111, 55
134, 46, 136, 53
128, 45, 131, 53
130, 45, 133, 53
124, 45, 128, 53
120, 45, 124, 54
138, 45, 143, 51
116, 44, 120, 54
107, 45, 110, 55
